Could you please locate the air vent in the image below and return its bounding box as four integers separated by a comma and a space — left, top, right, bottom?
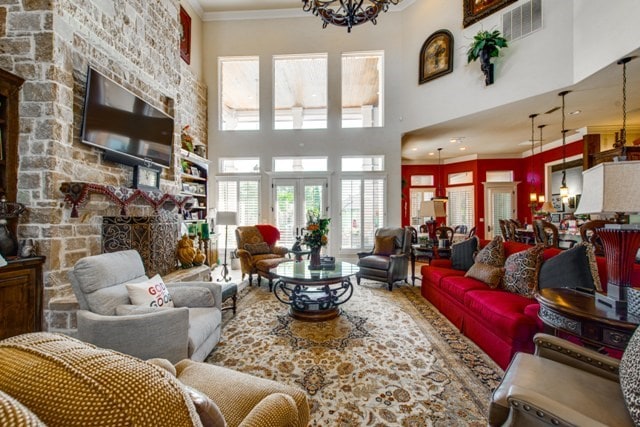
503, 0, 542, 41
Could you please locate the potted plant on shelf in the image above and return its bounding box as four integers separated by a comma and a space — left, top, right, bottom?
467, 29, 508, 86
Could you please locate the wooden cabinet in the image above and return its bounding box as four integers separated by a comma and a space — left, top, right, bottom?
179, 148, 209, 221
0, 257, 45, 340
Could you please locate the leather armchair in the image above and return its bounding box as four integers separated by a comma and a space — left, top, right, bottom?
235, 224, 289, 289
356, 227, 412, 291
489, 333, 636, 426
69, 250, 223, 364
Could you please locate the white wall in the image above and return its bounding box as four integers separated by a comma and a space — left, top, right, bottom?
573, 0, 640, 82
202, 15, 404, 255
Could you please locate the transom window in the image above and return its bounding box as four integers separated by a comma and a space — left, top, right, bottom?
219, 158, 260, 173
486, 171, 514, 182
274, 53, 328, 130
448, 171, 473, 185
273, 157, 328, 172
219, 56, 259, 131
411, 175, 434, 186
342, 51, 383, 128
341, 156, 384, 172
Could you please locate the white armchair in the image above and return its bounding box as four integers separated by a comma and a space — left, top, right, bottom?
69, 250, 222, 364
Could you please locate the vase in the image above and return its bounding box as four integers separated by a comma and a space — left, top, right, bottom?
0, 221, 17, 258
309, 246, 322, 270
480, 48, 494, 85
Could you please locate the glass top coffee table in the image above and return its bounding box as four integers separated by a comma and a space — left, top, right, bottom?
272, 261, 359, 321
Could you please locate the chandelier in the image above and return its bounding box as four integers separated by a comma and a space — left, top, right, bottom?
302, 0, 400, 33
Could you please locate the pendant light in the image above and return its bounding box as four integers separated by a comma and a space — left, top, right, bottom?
432, 148, 448, 202
558, 90, 570, 203
528, 114, 538, 205
537, 124, 547, 204
614, 56, 634, 152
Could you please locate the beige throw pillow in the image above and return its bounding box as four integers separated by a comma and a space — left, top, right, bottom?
465, 262, 505, 288
373, 235, 396, 256
126, 274, 174, 308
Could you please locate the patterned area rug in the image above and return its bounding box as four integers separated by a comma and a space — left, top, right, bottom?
209, 280, 503, 426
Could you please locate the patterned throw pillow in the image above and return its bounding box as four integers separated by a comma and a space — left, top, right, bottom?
474, 236, 505, 267
126, 274, 174, 308
373, 235, 396, 256
451, 236, 480, 271
465, 262, 505, 288
620, 328, 640, 425
538, 242, 603, 292
244, 242, 271, 255
502, 245, 545, 298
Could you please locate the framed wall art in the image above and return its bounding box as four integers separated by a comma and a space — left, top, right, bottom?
419, 30, 454, 84
179, 6, 191, 64
551, 193, 564, 213
463, 0, 516, 28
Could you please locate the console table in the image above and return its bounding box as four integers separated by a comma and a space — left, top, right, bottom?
536, 287, 640, 352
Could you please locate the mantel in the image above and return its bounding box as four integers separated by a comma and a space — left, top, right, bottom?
60, 182, 193, 218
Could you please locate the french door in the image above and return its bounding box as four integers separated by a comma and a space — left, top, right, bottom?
484, 183, 517, 239
272, 178, 328, 248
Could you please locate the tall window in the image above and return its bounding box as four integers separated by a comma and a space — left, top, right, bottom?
219, 57, 259, 131
447, 185, 474, 230
274, 54, 327, 129
341, 178, 385, 250
216, 178, 260, 249
342, 51, 383, 128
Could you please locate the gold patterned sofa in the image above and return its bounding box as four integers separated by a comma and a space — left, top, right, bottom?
235, 224, 290, 290
0, 332, 309, 427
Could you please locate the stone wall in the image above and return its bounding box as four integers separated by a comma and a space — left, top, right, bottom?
0, 0, 208, 335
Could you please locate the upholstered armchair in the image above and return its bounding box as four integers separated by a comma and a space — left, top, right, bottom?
489, 332, 639, 426
356, 227, 412, 291
235, 224, 290, 290
69, 250, 223, 364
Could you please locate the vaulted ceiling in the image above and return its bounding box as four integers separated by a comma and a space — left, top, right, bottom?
192, 1, 640, 161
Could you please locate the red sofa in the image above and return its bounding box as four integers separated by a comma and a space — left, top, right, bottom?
420, 240, 640, 369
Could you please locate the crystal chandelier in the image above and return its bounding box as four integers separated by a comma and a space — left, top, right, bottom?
302, 0, 400, 33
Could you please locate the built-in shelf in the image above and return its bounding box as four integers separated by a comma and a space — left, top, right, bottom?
60, 182, 193, 218
180, 148, 209, 221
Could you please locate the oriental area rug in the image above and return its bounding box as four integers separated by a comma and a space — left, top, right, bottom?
208, 281, 503, 426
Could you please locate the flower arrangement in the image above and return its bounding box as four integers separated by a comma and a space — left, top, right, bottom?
303, 211, 330, 249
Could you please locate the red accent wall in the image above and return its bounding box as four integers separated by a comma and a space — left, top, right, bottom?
401, 140, 584, 240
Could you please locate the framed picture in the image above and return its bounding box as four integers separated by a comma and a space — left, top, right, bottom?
182, 183, 191, 193
550, 213, 561, 223
463, 0, 517, 28
551, 193, 564, 213
419, 30, 454, 84
179, 6, 191, 64
190, 166, 200, 177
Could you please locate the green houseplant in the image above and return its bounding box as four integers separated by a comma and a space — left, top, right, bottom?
467, 29, 508, 85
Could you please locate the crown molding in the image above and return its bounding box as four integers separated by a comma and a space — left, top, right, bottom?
183, 0, 204, 19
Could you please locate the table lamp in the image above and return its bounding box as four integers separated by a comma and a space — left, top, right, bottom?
215, 211, 237, 282
419, 200, 445, 241
575, 161, 640, 311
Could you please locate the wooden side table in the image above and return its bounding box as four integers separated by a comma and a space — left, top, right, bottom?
410, 244, 435, 285
536, 287, 640, 352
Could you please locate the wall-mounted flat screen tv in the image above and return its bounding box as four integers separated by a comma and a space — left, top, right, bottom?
80, 67, 174, 169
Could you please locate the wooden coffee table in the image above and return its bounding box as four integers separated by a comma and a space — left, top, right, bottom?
272, 261, 358, 321
536, 287, 640, 352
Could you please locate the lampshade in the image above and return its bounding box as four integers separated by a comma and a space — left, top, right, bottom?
540, 201, 556, 213
215, 211, 238, 226
575, 161, 640, 215
419, 200, 445, 218
538, 194, 546, 203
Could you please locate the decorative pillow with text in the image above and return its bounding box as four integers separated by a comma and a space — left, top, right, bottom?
126, 275, 174, 308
